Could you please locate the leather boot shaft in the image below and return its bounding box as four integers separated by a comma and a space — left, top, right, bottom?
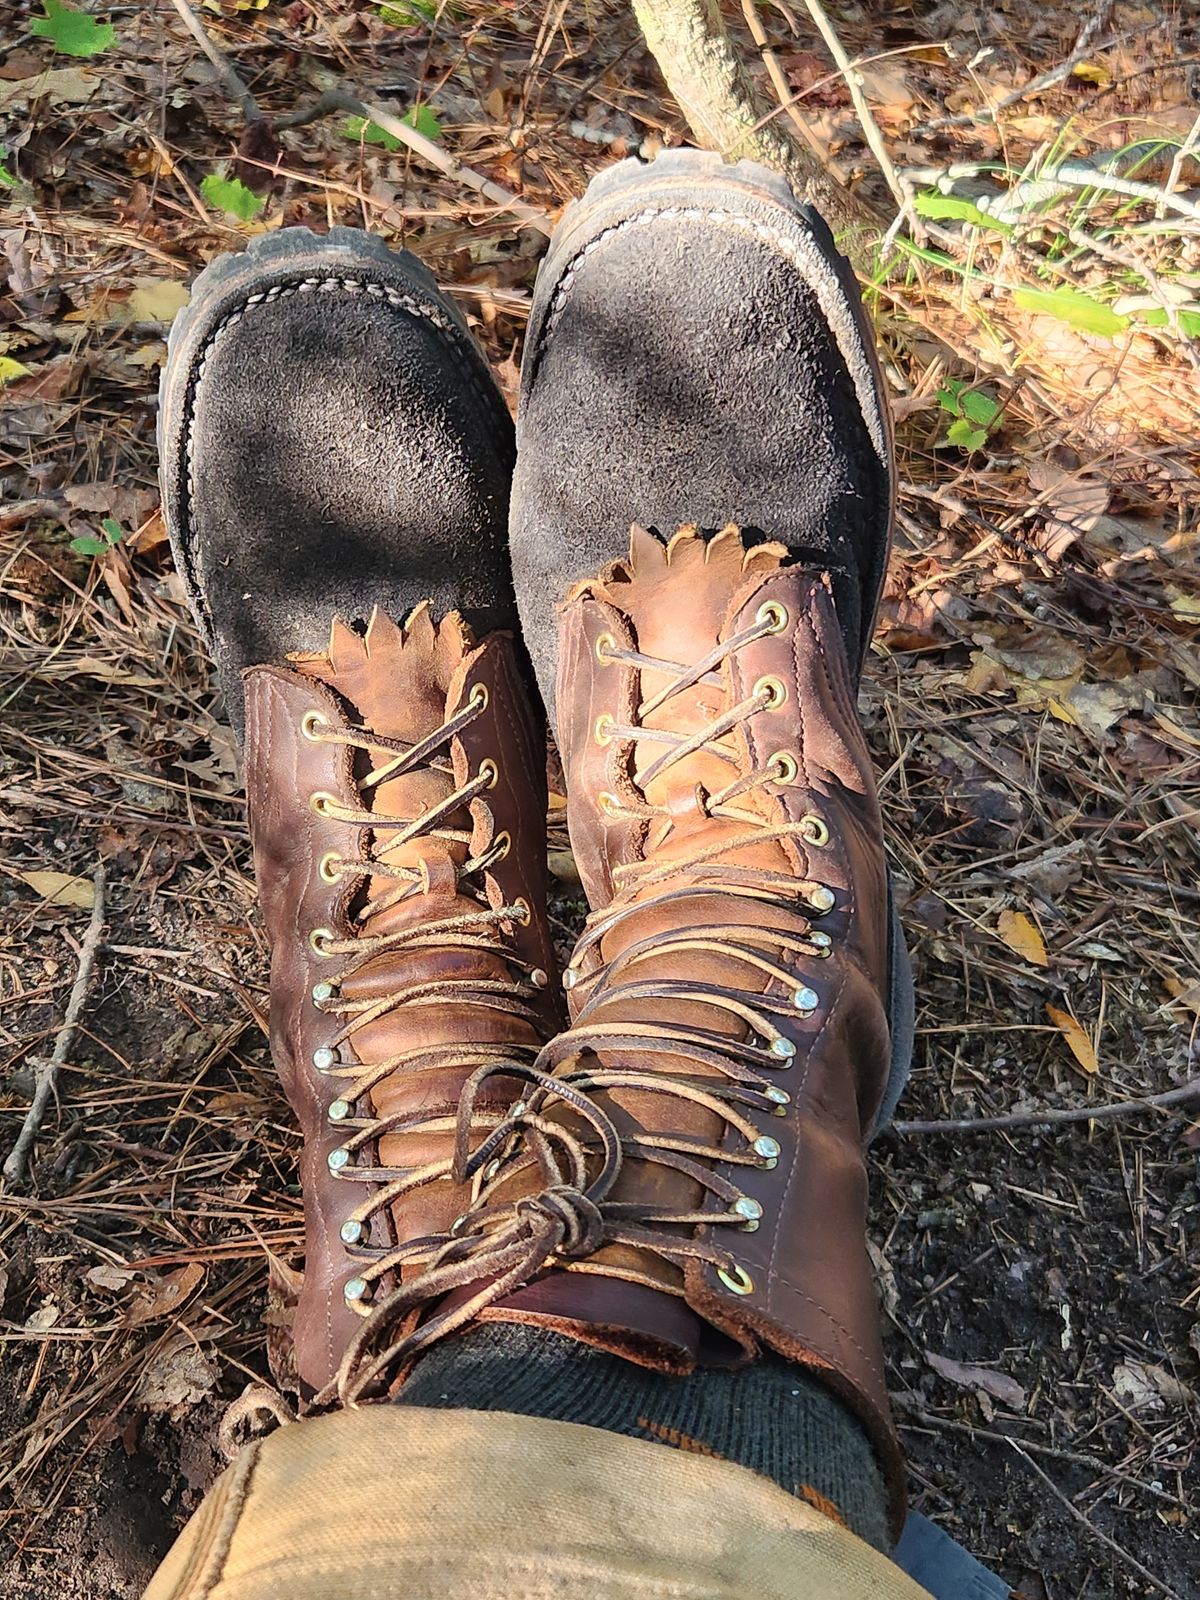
243, 609, 559, 1400
479, 527, 904, 1525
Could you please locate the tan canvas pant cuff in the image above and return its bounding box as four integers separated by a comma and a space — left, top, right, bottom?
143, 1406, 931, 1600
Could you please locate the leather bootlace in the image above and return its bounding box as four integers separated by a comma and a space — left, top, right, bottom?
300, 693, 547, 1405
331, 605, 840, 1400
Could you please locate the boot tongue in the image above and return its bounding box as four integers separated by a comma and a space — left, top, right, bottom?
591, 524, 787, 847
291, 604, 474, 916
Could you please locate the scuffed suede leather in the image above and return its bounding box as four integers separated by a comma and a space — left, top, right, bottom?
510, 154, 892, 729
161, 235, 516, 729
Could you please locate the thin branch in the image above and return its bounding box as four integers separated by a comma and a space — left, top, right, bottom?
789, 0, 908, 217
891, 1076, 1200, 1136
3, 867, 107, 1186
630, 0, 879, 251
162, 2, 551, 235
910, 2, 1120, 136
738, 0, 829, 168
896, 1402, 1189, 1508
278, 85, 552, 237
1008, 1441, 1185, 1600
163, 0, 264, 123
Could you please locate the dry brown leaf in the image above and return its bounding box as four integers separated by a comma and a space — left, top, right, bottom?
1045, 1004, 1099, 1075
996, 909, 1048, 967
0, 67, 100, 113
127, 280, 191, 326
548, 848, 581, 884
24, 1302, 61, 1333
135, 1341, 216, 1416
1028, 461, 1110, 560
17, 869, 95, 909
1049, 680, 1142, 742
67, 656, 159, 688
125, 1262, 205, 1327
926, 1351, 1027, 1411
86, 1264, 136, 1292
1164, 966, 1200, 1017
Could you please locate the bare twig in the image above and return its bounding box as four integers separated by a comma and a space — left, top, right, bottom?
278, 83, 552, 236
3, 867, 107, 1186
1162, 110, 1200, 213
910, 6, 1124, 137
896, 1402, 1189, 1509
164, 0, 264, 123
1008, 1441, 1185, 1600
738, 0, 829, 168
790, 0, 908, 217
899, 157, 1200, 224
891, 1076, 1200, 1136
162, 3, 550, 235
630, 0, 879, 251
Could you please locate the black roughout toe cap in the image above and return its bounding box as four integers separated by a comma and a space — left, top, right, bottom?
160, 231, 516, 730
511, 153, 893, 728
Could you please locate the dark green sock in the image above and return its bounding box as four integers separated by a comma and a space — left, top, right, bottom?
397, 1323, 890, 1552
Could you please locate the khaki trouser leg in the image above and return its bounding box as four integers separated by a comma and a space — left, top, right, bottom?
144, 1407, 931, 1600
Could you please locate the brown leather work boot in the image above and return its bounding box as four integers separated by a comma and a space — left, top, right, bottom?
362, 154, 912, 1532
159, 229, 561, 1405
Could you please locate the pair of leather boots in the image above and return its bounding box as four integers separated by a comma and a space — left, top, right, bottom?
160, 151, 914, 1529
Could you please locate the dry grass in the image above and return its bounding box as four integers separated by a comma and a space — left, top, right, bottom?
0, 2, 1197, 1594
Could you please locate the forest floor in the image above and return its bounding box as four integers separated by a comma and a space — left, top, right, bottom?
1, 2, 1198, 1595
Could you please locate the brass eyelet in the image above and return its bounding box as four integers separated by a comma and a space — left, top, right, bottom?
717, 1263, 755, 1296
492, 829, 512, 861
595, 633, 616, 665
530, 967, 549, 989
309, 926, 337, 957
594, 713, 615, 747
800, 814, 830, 848
309, 790, 338, 817
756, 600, 790, 635
598, 791, 623, 818
770, 751, 799, 785
753, 676, 788, 711
318, 851, 342, 884
301, 709, 329, 742
468, 682, 489, 712
754, 1135, 781, 1166
478, 759, 499, 790
512, 897, 531, 926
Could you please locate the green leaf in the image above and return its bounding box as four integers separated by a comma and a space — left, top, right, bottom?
0, 356, 31, 384
0, 148, 16, 190
945, 418, 987, 452
342, 115, 402, 152
960, 388, 1000, 428
69, 534, 110, 556
200, 173, 265, 222
935, 378, 967, 417
31, 0, 116, 58
1012, 285, 1129, 338
913, 191, 1012, 235
378, 0, 437, 22
403, 104, 442, 141
1133, 307, 1200, 339
100, 517, 123, 544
